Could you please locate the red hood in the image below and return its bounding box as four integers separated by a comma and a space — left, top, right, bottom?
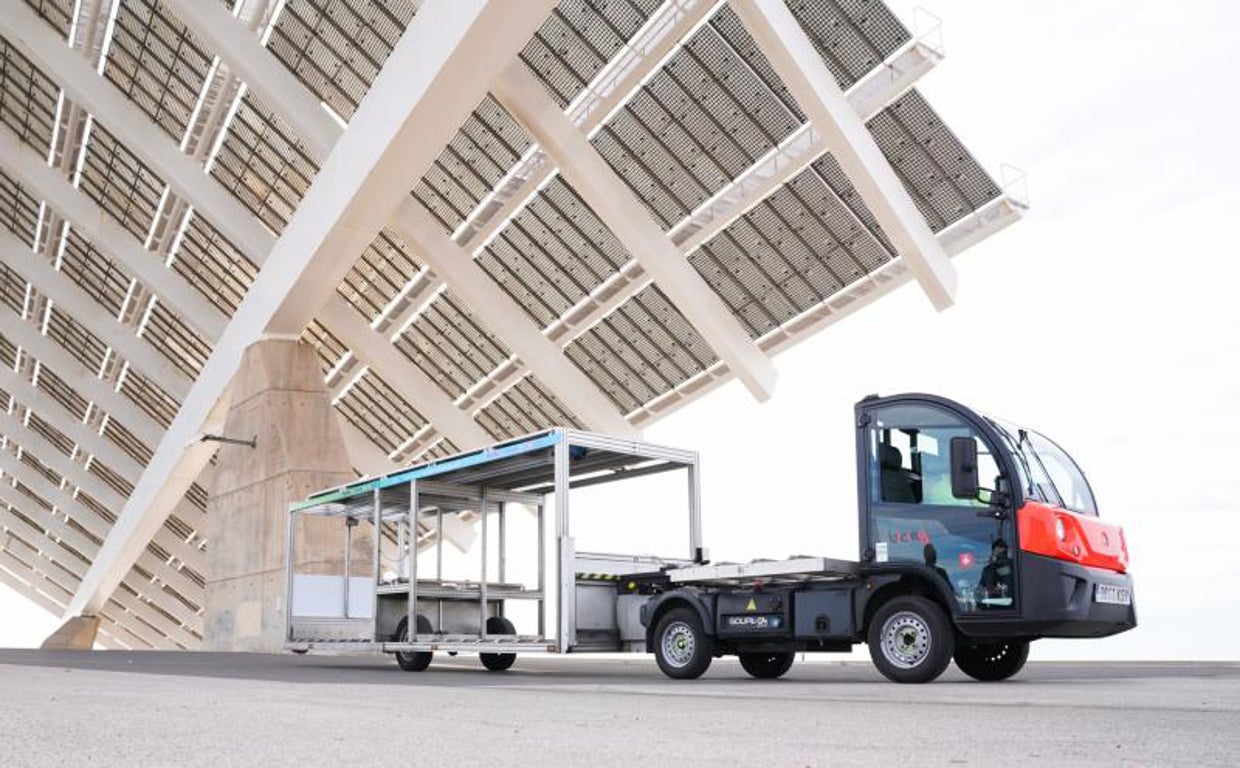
1017, 501, 1128, 573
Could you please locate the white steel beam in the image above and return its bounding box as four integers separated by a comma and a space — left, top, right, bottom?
66, 0, 556, 618
392, 199, 638, 436
0, 230, 193, 400
0, 125, 226, 341
164, 0, 339, 161
0, 1, 273, 260
493, 62, 777, 401
731, 0, 957, 311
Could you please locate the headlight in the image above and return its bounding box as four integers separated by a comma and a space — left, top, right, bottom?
1055, 518, 1067, 542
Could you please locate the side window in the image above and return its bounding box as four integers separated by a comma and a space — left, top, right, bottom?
865, 402, 1016, 613
869, 405, 997, 507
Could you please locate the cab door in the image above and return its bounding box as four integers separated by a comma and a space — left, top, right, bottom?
857, 399, 1017, 616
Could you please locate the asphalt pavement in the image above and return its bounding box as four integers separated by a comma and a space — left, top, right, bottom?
0, 650, 1236, 766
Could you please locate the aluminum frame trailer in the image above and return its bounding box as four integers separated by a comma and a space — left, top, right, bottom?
285, 429, 702, 666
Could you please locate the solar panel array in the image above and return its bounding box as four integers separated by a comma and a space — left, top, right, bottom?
0, 0, 1011, 649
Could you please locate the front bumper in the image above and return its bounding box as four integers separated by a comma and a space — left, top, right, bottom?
1012, 551, 1137, 638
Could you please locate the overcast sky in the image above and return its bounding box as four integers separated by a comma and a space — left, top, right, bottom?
2, 1, 1236, 658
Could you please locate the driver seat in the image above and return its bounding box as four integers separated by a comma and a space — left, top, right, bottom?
880, 444, 918, 503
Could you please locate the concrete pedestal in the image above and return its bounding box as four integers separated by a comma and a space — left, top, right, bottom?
203, 340, 358, 652
40, 615, 100, 650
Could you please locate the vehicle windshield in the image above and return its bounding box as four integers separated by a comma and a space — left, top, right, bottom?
985, 417, 1098, 516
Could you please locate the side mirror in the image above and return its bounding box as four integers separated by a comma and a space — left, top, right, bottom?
949, 437, 979, 500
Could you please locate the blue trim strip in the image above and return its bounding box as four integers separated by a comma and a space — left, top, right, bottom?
291, 431, 561, 512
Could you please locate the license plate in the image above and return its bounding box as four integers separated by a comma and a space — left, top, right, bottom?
1094, 584, 1131, 605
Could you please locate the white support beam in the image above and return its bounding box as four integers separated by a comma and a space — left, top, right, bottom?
319, 297, 491, 449
0, 1, 274, 260
0, 125, 227, 341
164, 0, 339, 162
731, 0, 958, 311
66, 0, 556, 618
337, 418, 399, 477
0, 556, 66, 616
492, 62, 778, 401
392, 199, 638, 436
0, 231, 193, 400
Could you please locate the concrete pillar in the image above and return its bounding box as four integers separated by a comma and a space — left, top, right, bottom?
203, 339, 358, 652
41, 615, 100, 650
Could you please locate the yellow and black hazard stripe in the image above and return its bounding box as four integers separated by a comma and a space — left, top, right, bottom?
575, 572, 622, 581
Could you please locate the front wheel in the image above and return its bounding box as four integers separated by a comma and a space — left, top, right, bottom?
479, 616, 517, 672
953, 640, 1030, 681
739, 652, 795, 679
867, 596, 953, 684
393, 614, 433, 672
653, 607, 714, 679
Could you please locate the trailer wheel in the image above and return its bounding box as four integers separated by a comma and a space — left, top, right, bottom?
738, 652, 795, 679
953, 640, 1030, 681
393, 614, 433, 672
480, 616, 517, 671
654, 607, 714, 679
867, 596, 953, 683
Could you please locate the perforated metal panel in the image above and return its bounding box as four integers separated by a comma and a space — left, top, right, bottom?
266, 0, 418, 123
117, 368, 179, 429
475, 373, 583, 441
0, 37, 60, 164
478, 176, 629, 327
44, 306, 109, 377
77, 122, 166, 243
141, 299, 211, 379
867, 89, 1001, 232
591, 6, 804, 228
103, 0, 213, 143
785, 0, 911, 90
395, 290, 512, 400
300, 319, 350, 375
172, 212, 260, 317
57, 228, 133, 318
21, 0, 74, 41
566, 285, 717, 414
412, 96, 533, 234
209, 92, 319, 235
334, 369, 429, 455
339, 227, 424, 321
520, 0, 664, 109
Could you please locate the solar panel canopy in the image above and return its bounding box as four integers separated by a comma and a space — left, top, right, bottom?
0, 0, 1023, 649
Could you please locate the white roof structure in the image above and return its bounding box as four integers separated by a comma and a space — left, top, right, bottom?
0, 0, 1023, 649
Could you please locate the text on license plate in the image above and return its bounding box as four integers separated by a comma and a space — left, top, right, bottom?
1094, 584, 1131, 605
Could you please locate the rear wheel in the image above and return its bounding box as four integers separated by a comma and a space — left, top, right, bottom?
654, 607, 714, 679
953, 640, 1030, 681
479, 616, 517, 672
867, 596, 953, 684
738, 651, 795, 679
393, 614, 433, 672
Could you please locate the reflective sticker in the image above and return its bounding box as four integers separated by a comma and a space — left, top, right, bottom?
876, 542, 889, 563
745, 598, 757, 612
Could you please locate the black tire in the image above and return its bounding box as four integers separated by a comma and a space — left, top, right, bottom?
953, 640, 1030, 681
653, 607, 714, 680
480, 616, 517, 672
738, 652, 795, 679
867, 595, 953, 684
393, 614, 433, 672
